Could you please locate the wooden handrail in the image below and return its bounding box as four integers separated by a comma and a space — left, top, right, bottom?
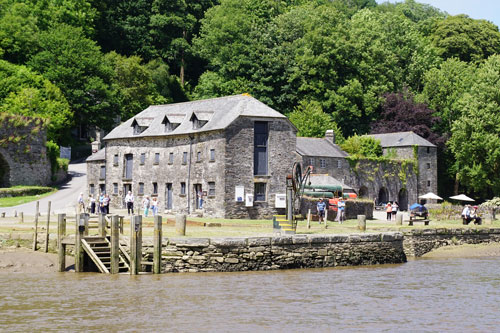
81, 239, 110, 274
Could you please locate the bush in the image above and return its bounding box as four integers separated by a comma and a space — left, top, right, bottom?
46, 140, 60, 175
0, 186, 55, 198
340, 135, 382, 157
57, 158, 69, 172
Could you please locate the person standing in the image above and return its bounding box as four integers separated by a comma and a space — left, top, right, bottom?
98, 192, 105, 214
391, 202, 399, 221
102, 194, 110, 215
337, 199, 345, 224
317, 198, 326, 224
151, 197, 158, 216
89, 194, 96, 214
77, 192, 85, 214
142, 196, 150, 217
125, 191, 134, 215
197, 190, 204, 209
385, 202, 392, 221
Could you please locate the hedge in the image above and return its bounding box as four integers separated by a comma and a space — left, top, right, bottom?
0, 186, 55, 198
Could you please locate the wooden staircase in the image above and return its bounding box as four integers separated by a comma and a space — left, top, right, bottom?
81, 236, 130, 273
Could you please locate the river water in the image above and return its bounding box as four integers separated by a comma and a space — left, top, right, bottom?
1, 257, 499, 332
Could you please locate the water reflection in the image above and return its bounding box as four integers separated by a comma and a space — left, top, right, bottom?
1, 257, 499, 331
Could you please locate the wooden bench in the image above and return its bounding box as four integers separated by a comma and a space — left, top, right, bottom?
407, 216, 430, 226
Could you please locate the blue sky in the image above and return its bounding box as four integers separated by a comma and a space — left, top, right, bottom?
376, 0, 500, 28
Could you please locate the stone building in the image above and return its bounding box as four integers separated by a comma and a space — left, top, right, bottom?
86, 94, 296, 218
296, 131, 436, 210
0, 113, 51, 187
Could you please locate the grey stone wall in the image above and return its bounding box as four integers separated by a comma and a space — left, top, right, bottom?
416, 146, 438, 198
101, 131, 227, 216
223, 117, 297, 219
403, 228, 500, 257
0, 114, 51, 187
138, 232, 406, 273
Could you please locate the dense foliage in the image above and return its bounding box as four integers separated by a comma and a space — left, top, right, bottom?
1, 0, 500, 199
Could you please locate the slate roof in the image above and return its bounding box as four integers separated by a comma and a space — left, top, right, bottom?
296, 137, 348, 158
103, 94, 289, 140
309, 174, 353, 190
86, 148, 105, 161
367, 131, 436, 148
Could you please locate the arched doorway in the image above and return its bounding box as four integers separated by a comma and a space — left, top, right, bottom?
0, 153, 10, 188
398, 188, 408, 211
378, 187, 389, 205
358, 186, 368, 198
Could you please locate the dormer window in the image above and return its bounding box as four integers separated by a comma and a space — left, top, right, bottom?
131, 117, 153, 135
162, 116, 180, 133
190, 111, 213, 130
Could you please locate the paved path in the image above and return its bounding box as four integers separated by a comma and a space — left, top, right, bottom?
1, 162, 87, 217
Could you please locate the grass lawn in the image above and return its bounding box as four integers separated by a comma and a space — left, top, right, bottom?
0, 189, 57, 207
1, 214, 498, 238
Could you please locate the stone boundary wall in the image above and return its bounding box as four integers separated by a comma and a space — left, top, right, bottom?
403, 228, 500, 257
140, 233, 406, 273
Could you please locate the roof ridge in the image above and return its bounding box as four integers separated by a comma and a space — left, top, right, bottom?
149, 94, 249, 108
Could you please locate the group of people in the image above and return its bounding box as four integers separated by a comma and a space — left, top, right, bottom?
316, 198, 345, 224
77, 192, 110, 215
385, 201, 399, 221
124, 191, 159, 217
461, 204, 482, 225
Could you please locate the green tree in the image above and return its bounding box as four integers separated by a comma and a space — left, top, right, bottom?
0, 2, 40, 63
105, 52, 167, 120
0, 60, 72, 143
449, 55, 500, 197
28, 24, 119, 132
430, 15, 500, 63
288, 100, 343, 142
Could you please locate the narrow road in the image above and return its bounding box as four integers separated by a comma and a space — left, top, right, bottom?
1, 162, 87, 217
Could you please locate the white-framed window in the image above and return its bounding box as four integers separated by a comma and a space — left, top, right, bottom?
197, 151, 202, 162
308, 158, 314, 166
89, 184, 95, 195
337, 160, 341, 169
152, 182, 158, 195
180, 182, 186, 195
210, 149, 215, 161
113, 154, 118, 166
139, 182, 144, 195
100, 165, 106, 179
154, 153, 160, 164
182, 152, 188, 164
140, 153, 146, 165
169, 152, 174, 164
320, 159, 326, 168
113, 183, 118, 195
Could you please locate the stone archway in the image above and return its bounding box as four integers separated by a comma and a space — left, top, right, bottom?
0, 152, 10, 188
398, 188, 408, 211
358, 186, 369, 198
378, 187, 389, 205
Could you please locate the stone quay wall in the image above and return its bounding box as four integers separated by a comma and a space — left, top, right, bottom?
403, 228, 500, 257
139, 233, 406, 273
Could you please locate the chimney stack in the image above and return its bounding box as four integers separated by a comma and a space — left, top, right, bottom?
91, 140, 101, 154
325, 129, 335, 144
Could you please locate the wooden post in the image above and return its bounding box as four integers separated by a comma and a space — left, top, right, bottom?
32, 201, 40, 251
357, 215, 366, 231
153, 215, 162, 274
84, 213, 89, 236
396, 213, 403, 226
175, 214, 186, 236
119, 216, 124, 234
99, 213, 106, 237
57, 214, 66, 272
14, 210, 17, 218
130, 215, 142, 275
307, 209, 311, 229
19, 212, 23, 223
44, 201, 51, 253
75, 214, 85, 272
110, 215, 120, 274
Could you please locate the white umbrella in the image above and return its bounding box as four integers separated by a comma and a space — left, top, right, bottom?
419, 192, 443, 200
449, 194, 475, 202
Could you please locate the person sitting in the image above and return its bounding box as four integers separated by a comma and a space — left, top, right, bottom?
470, 206, 482, 225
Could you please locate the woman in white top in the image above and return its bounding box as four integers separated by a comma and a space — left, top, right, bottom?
151, 197, 158, 216
391, 202, 399, 220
